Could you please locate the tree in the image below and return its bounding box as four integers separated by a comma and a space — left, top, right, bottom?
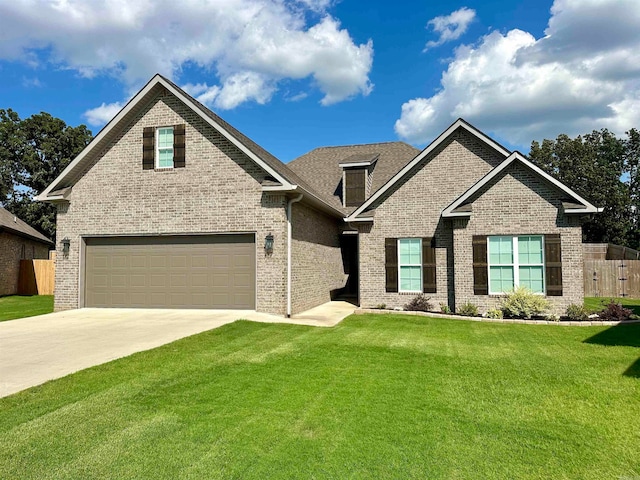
626, 128, 640, 248
530, 129, 636, 248
0, 109, 92, 241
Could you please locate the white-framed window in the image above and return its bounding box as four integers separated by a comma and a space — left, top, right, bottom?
156, 126, 174, 168
488, 235, 544, 294
399, 238, 422, 292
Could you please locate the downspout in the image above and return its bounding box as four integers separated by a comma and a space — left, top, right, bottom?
287, 193, 304, 317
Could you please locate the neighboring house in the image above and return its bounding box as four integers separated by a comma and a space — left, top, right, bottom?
0, 207, 53, 296
37, 74, 600, 316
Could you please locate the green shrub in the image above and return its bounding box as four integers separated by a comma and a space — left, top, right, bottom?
458, 301, 479, 317
566, 303, 589, 321
375, 303, 387, 310
404, 294, 433, 312
486, 308, 503, 319
500, 286, 551, 319
440, 303, 451, 314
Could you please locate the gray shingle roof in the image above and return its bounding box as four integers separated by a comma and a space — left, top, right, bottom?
160, 76, 324, 202
287, 142, 420, 213
0, 207, 53, 244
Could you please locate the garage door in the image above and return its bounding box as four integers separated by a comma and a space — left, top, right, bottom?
85, 235, 255, 309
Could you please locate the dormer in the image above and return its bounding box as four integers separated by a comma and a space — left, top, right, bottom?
339, 153, 379, 208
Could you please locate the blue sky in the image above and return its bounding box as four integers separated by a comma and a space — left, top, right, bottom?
1, 0, 639, 162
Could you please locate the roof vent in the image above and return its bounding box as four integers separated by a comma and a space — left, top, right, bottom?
13, 216, 17, 223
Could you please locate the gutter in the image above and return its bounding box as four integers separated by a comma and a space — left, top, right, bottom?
286, 193, 303, 317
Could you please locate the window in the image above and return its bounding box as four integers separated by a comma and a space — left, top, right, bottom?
399, 238, 422, 292
156, 127, 174, 168
488, 235, 544, 294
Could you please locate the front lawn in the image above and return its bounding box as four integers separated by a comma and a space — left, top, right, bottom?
0, 295, 54, 322
1, 315, 638, 479
585, 296, 640, 315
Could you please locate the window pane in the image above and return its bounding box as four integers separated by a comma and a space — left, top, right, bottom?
519, 236, 543, 264
520, 266, 544, 293
158, 128, 173, 148
490, 266, 514, 293
489, 236, 513, 265
158, 149, 173, 168
400, 266, 421, 291
399, 238, 421, 265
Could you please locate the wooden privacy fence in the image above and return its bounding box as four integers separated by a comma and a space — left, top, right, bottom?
584, 259, 640, 298
18, 252, 55, 295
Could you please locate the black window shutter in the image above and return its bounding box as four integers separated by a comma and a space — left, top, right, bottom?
422, 237, 436, 293
472, 235, 488, 295
345, 169, 366, 207
385, 238, 398, 293
142, 127, 155, 170
544, 234, 563, 296
173, 124, 186, 168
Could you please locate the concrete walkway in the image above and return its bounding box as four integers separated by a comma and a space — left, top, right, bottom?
0, 301, 355, 398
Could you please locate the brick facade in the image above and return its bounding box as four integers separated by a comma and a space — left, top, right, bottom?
48, 81, 589, 317
452, 163, 583, 314
358, 130, 505, 310
0, 233, 50, 296
291, 202, 346, 313
55, 91, 290, 314
357, 130, 584, 315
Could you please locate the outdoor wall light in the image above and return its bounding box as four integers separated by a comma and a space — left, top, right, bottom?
61, 237, 70, 258
264, 233, 274, 255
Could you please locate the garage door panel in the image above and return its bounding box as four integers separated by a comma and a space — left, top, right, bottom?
85, 235, 255, 309
131, 255, 146, 269
149, 255, 167, 268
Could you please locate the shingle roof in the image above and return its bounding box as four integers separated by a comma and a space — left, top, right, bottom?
0, 207, 53, 244
159, 76, 322, 201
287, 142, 420, 213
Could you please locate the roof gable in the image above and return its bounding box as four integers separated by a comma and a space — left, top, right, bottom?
442, 152, 601, 217
345, 118, 511, 221
0, 207, 53, 245
36, 75, 342, 216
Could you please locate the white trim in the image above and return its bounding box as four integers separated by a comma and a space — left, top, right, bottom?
487, 235, 545, 295
345, 118, 511, 222
36, 74, 294, 201
442, 152, 601, 217
155, 126, 174, 169
262, 184, 297, 192
338, 161, 374, 168
398, 238, 422, 293
344, 216, 374, 222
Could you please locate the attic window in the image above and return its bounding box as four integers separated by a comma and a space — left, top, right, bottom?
142, 124, 186, 170
344, 168, 366, 207
156, 127, 174, 168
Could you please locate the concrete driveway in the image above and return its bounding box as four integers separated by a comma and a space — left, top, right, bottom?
0, 302, 354, 398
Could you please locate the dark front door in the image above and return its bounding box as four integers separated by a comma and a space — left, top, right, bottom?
339, 233, 359, 304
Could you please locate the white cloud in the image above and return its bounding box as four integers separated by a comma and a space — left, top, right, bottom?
83, 102, 124, 126
424, 7, 476, 51
0, 0, 373, 115
396, 0, 640, 146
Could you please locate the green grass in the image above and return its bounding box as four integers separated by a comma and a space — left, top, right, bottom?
585, 296, 640, 315
0, 295, 54, 322
1, 314, 639, 479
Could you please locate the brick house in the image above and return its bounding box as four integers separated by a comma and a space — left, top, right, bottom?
0, 207, 53, 296
37, 75, 599, 315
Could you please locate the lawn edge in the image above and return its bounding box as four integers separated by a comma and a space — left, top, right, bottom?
354, 308, 640, 326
